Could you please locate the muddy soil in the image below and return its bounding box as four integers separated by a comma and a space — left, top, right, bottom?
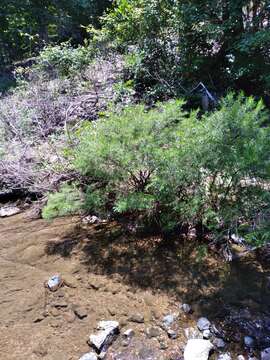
0, 212, 269, 359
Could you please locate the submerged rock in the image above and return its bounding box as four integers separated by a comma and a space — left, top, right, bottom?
213, 338, 226, 349
244, 336, 255, 348
217, 353, 232, 360
197, 317, 211, 331
89, 320, 119, 353
181, 304, 192, 314
184, 339, 213, 360
261, 348, 270, 360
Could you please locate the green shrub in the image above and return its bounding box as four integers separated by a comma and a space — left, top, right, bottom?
42, 184, 82, 220
37, 42, 93, 77
68, 93, 270, 241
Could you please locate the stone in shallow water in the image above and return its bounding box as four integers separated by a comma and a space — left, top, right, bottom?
197, 317, 211, 331
89, 320, 119, 352
184, 339, 213, 360
244, 336, 255, 348
217, 353, 232, 360
79, 353, 98, 360
213, 338, 226, 349
261, 348, 270, 360
181, 304, 192, 314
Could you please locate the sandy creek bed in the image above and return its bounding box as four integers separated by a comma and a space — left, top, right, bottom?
0, 212, 269, 359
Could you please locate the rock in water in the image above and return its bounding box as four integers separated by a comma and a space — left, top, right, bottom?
184, 339, 213, 360
89, 320, 119, 352
79, 353, 98, 360
261, 348, 270, 360
217, 353, 232, 360
244, 336, 255, 348
197, 317, 211, 331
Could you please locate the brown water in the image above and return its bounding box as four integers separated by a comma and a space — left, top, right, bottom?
0, 211, 269, 359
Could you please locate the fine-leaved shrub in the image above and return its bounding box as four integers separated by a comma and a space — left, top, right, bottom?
67, 93, 270, 240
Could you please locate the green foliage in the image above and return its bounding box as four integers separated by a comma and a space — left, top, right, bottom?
37, 42, 93, 77
42, 184, 82, 220
0, 0, 111, 66
70, 93, 270, 240
100, 0, 270, 101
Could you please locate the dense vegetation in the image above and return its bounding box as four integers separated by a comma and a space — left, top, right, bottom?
1, 1, 270, 249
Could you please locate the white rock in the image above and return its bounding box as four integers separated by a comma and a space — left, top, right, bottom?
47, 274, 62, 291
0, 205, 20, 217
123, 329, 134, 338
197, 317, 211, 331
217, 353, 232, 360
89, 321, 119, 352
184, 339, 213, 360
79, 353, 97, 360
203, 329, 211, 339
237, 356, 245, 360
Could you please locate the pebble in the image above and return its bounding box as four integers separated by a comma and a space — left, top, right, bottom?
213, 338, 226, 348
63, 311, 76, 323
181, 304, 192, 314
237, 356, 245, 360
197, 317, 211, 331
184, 327, 203, 340
74, 307, 88, 319
123, 329, 134, 338
167, 329, 178, 339
163, 314, 176, 328
145, 326, 161, 338
47, 274, 63, 292
129, 313, 144, 323
202, 329, 211, 339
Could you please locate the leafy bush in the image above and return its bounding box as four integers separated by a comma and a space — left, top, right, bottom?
37, 42, 93, 77
99, 0, 270, 102
69, 93, 270, 239
42, 184, 82, 220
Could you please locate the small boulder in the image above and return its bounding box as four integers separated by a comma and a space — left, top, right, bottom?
197, 317, 211, 331
261, 348, 270, 360
184, 339, 213, 360
79, 353, 98, 360
145, 326, 161, 339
